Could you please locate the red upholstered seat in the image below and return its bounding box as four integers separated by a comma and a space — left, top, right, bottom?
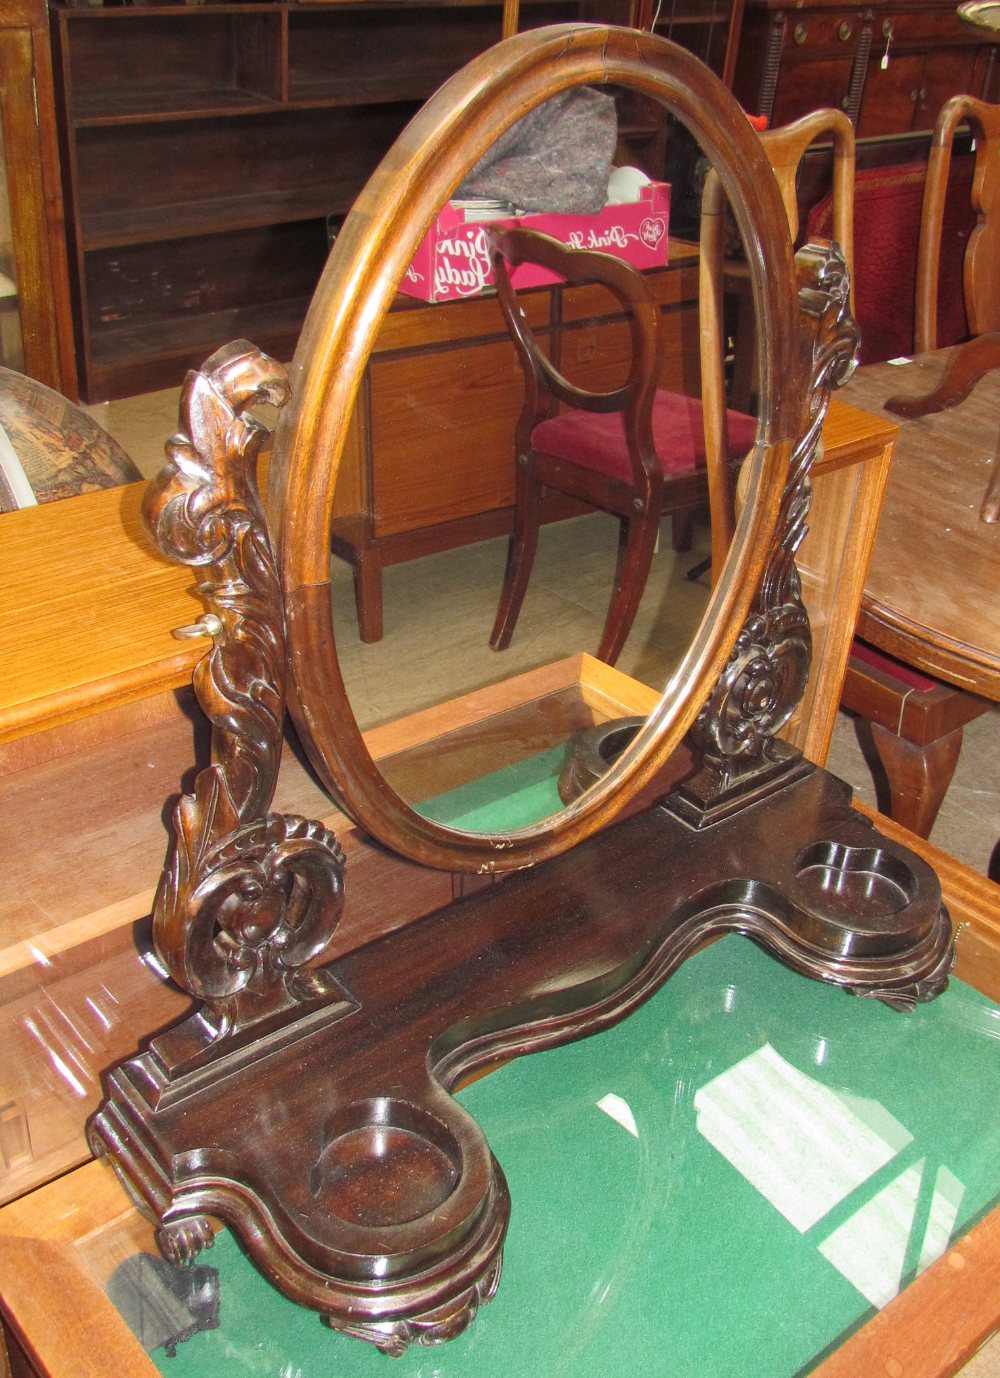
486, 222, 748, 666
848, 637, 944, 695
531, 392, 758, 482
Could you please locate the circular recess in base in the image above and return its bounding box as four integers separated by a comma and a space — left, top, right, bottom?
558, 716, 646, 803
310, 1098, 462, 1228
794, 841, 917, 920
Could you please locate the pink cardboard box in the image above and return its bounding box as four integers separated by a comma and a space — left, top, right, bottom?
399, 181, 671, 304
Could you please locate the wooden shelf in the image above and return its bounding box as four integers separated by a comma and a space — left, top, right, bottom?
72, 88, 284, 127
86, 296, 313, 399
49, 0, 742, 400
81, 187, 359, 250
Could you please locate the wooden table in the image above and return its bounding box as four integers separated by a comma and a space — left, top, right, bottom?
0, 398, 895, 775
1, 446, 996, 1376
0, 480, 203, 771
842, 350, 1000, 701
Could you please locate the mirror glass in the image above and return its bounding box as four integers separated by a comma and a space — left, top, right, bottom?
321, 90, 761, 834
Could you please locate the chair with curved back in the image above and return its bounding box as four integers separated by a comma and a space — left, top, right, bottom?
700, 106, 991, 838
913, 93, 1000, 357
486, 222, 757, 667
898, 94, 1000, 522
839, 94, 1000, 836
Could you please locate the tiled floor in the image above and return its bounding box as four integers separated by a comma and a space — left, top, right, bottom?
84, 384, 1000, 1375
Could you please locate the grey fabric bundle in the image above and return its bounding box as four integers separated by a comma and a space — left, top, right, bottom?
456, 87, 618, 214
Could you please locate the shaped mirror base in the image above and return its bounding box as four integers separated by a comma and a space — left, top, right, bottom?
89, 767, 953, 1355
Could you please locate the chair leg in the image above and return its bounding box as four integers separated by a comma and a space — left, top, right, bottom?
671, 507, 693, 552
867, 720, 964, 839
597, 511, 660, 666
490, 462, 542, 651
354, 550, 384, 644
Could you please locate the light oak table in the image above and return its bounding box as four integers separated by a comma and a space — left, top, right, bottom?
0, 480, 203, 770
1, 449, 996, 1375
0, 396, 896, 772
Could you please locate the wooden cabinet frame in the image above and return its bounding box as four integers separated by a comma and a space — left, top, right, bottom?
0, 0, 75, 395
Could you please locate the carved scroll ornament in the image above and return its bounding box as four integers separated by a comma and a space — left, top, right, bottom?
139, 341, 350, 1065
683, 241, 860, 813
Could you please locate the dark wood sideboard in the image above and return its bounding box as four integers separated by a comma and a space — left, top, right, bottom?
733, 0, 999, 137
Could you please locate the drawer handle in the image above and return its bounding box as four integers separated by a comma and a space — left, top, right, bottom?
880, 20, 893, 67
794, 22, 808, 42
839, 20, 853, 40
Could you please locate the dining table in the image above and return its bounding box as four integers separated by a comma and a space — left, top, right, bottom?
841, 346, 1000, 703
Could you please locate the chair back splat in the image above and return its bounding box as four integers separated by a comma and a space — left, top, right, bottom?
916, 94, 1000, 352
839, 95, 1000, 834
486, 224, 755, 666
701, 108, 856, 580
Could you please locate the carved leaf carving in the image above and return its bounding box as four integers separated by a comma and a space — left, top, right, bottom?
142, 342, 347, 1043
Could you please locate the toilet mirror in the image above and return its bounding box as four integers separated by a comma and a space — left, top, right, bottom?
267, 24, 802, 872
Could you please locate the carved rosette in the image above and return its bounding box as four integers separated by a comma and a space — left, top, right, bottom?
691, 242, 860, 791
141, 341, 347, 1051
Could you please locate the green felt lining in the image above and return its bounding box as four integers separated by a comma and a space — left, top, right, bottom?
129, 937, 1000, 1378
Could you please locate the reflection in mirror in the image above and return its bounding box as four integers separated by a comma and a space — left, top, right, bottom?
321, 90, 762, 833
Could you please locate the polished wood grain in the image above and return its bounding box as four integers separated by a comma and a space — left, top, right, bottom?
89, 39, 929, 1350
0, 655, 653, 1207
842, 352, 1000, 699
0, 481, 202, 751
1, 29, 948, 1355
784, 396, 897, 765
0, 388, 891, 767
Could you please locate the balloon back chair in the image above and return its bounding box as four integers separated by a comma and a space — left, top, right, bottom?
486, 224, 757, 666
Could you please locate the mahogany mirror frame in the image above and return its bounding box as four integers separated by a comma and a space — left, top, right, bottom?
266, 23, 802, 873
87, 25, 958, 1358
